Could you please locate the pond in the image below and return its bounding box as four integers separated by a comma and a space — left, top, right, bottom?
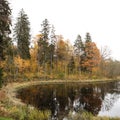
17, 81, 120, 119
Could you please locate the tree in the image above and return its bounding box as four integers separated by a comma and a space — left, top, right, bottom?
49, 25, 57, 69
67, 56, 75, 74
14, 9, 31, 59
99, 59, 120, 78
37, 19, 50, 65
0, 67, 3, 88
74, 35, 84, 56
56, 36, 67, 61
55, 35, 70, 75
74, 35, 84, 72
100, 46, 111, 60
85, 32, 92, 43
41, 19, 50, 42
81, 33, 101, 73
0, 0, 11, 60
99, 46, 111, 76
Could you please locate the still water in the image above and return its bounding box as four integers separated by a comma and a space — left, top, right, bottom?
17, 81, 120, 118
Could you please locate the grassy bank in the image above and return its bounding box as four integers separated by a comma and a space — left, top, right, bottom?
0, 108, 120, 120
0, 105, 50, 120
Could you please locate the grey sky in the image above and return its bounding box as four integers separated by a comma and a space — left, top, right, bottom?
9, 0, 120, 60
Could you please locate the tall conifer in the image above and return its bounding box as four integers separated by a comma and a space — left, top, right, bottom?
14, 9, 31, 59
0, 0, 11, 60
38, 19, 50, 65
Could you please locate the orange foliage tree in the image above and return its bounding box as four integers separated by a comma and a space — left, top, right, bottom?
81, 42, 101, 73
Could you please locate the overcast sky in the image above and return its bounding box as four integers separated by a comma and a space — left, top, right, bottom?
9, 0, 120, 60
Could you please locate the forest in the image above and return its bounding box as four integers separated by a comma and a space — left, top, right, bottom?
0, 0, 120, 88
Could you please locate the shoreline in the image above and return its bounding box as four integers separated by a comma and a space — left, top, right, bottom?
3, 78, 120, 106
0, 78, 120, 119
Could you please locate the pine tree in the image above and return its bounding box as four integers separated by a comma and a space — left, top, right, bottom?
14, 9, 31, 59
0, 0, 11, 60
38, 19, 50, 65
50, 25, 56, 47
74, 35, 84, 56
41, 19, 50, 42
74, 35, 84, 72
85, 32, 92, 43
49, 25, 56, 66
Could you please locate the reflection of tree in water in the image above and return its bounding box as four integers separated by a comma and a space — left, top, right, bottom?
98, 81, 120, 112
101, 93, 120, 111
50, 90, 60, 120
67, 82, 120, 116
79, 86, 102, 115
17, 81, 120, 119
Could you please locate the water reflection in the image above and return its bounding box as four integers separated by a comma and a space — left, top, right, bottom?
17, 81, 120, 119
79, 86, 102, 115
50, 91, 60, 119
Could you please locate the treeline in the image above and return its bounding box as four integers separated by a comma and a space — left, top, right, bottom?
0, 0, 120, 85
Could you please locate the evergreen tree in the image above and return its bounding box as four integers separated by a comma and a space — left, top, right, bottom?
37, 35, 44, 65
38, 19, 50, 65
49, 25, 56, 66
41, 19, 50, 42
50, 25, 56, 47
85, 32, 92, 43
84, 33, 92, 60
0, 0, 11, 60
74, 35, 84, 72
74, 35, 84, 56
80, 32, 92, 72
14, 9, 31, 59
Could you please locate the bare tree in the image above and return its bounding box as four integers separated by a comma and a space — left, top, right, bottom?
100, 46, 111, 60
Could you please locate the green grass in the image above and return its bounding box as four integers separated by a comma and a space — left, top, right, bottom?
0, 117, 13, 120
